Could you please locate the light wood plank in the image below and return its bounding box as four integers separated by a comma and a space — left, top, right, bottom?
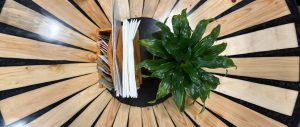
142, 0, 160, 18
205, 0, 291, 37
130, 0, 144, 18
188, 0, 242, 28
0, 73, 98, 125
153, 104, 175, 127
113, 104, 130, 127
206, 57, 300, 81
197, 93, 287, 127
0, 63, 97, 91
74, 0, 111, 28
95, 98, 121, 127
129, 106, 142, 127
163, 98, 195, 127
33, 0, 99, 40
153, 0, 177, 21
116, 0, 130, 20
27, 84, 104, 127
70, 90, 113, 127
0, 34, 97, 62
0, 0, 97, 52
170, 0, 200, 15
98, 0, 113, 23
216, 23, 298, 56
142, 107, 157, 127
185, 97, 228, 127
214, 76, 298, 116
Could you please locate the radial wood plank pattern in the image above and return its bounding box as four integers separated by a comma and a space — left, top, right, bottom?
142, 0, 160, 18
130, 0, 144, 18
170, 0, 200, 15
188, 0, 242, 28
0, 63, 97, 91
27, 84, 104, 127
0, 73, 98, 125
0, 34, 97, 62
214, 76, 298, 116
74, 0, 111, 28
197, 93, 286, 127
205, 0, 291, 37
153, 0, 177, 22
113, 103, 130, 127
97, 0, 113, 23
206, 57, 300, 81
184, 97, 228, 127
32, 0, 99, 41
0, 0, 97, 52
153, 104, 175, 127
116, 0, 130, 20
142, 107, 157, 127
216, 23, 298, 56
95, 98, 121, 127
70, 90, 112, 127
129, 106, 142, 127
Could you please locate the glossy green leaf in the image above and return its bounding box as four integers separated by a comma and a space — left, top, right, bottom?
192, 56, 236, 69
139, 39, 171, 58
172, 85, 186, 112
191, 19, 209, 44
150, 75, 171, 103
172, 9, 191, 39
151, 62, 177, 79
203, 43, 227, 58
136, 59, 169, 71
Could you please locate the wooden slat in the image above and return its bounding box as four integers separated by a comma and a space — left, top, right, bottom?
188, 0, 242, 28
0, 63, 97, 91
0, 0, 97, 52
142, 0, 160, 18
153, 104, 175, 127
97, 0, 113, 23
216, 23, 298, 56
197, 93, 287, 127
0, 73, 98, 125
170, 0, 200, 15
27, 84, 104, 127
130, 0, 144, 18
142, 107, 157, 127
116, 0, 130, 20
74, 0, 111, 28
95, 98, 121, 127
113, 104, 130, 127
214, 76, 298, 116
206, 57, 300, 81
185, 97, 228, 127
0, 34, 97, 62
205, 0, 291, 37
32, 0, 99, 40
153, 0, 177, 22
69, 90, 112, 127
163, 98, 195, 127
129, 106, 142, 127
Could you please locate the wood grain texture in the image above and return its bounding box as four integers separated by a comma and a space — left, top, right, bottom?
69, 90, 112, 127
216, 23, 298, 56
0, 63, 97, 91
97, 0, 113, 22
163, 98, 195, 127
153, 0, 177, 21
116, 0, 130, 20
170, 0, 200, 15
0, 0, 97, 52
130, 0, 144, 18
27, 84, 104, 127
185, 97, 228, 127
197, 93, 287, 127
142, 0, 160, 18
205, 0, 291, 37
142, 107, 157, 127
74, 0, 111, 28
188, 0, 241, 28
214, 76, 298, 116
153, 104, 175, 127
0, 73, 98, 125
113, 104, 130, 127
129, 106, 142, 127
95, 98, 121, 127
206, 57, 300, 81
32, 0, 99, 40
0, 34, 97, 62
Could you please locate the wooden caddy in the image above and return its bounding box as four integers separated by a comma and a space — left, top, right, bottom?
97, 28, 142, 88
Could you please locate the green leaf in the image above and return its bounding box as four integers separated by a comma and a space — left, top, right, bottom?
181, 62, 202, 84
191, 19, 209, 44
199, 71, 220, 89
186, 82, 201, 101
150, 75, 172, 103
136, 59, 168, 71
172, 9, 191, 39
152, 31, 163, 40
151, 62, 177, 79
139, 39, 171, 58
192, 56, 236, 69
198, 81, 210, 103
172, 85, 186, 112
203, 43, 227, 58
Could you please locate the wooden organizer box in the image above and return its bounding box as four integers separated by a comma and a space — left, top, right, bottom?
97, 28, 142, 88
